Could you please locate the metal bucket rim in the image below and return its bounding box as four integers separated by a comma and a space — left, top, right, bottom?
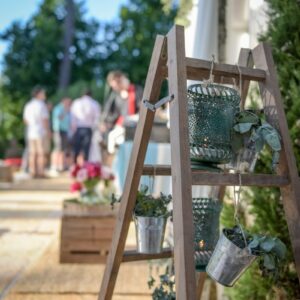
221, 228, 257, 257
134, 215, 168, 220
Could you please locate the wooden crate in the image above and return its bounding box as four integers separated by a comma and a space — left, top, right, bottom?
0, 165, 13, 182
60, 200, 117, 264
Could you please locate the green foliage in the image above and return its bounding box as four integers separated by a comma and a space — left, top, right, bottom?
0, 84, 25, 157
232, 110, 282, 169
110, 185, 172, 217
0, 0, 103, 156
223, 1, 300, 298
161, 0, 193, 26
134, 185, 172, 218
148, 265, 176, 300
224, 226, 286, 279
0, 0, 177, 156
101, 0, 177, 86
49, 80, 105, 105
1, 0, 102, 98
259, 0, 300, 172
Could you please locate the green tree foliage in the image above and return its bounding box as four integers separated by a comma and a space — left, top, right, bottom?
0, 0, 177, 156
259, 0, 300, 172
223, 1, 300, 298
1, 0, 101, 98
101, 0, 177, 85
161, 0, 193, 26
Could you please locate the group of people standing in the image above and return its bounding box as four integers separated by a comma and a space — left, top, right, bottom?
23, 71, 143, 178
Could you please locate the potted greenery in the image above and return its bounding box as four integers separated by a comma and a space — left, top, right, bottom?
111, 185, 171, 254
206, 226, 286, 287
133, 185, 172, 254
230, 110, 281, 172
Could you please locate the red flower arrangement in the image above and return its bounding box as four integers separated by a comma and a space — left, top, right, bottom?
70, 162, 115, 204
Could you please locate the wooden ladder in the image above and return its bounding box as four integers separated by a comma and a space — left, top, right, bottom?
98, 25, 300, 300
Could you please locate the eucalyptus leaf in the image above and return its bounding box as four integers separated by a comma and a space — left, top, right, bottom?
260, 236, 275, 252
233, 123, 253, 134
263, 253, 276, 270
235, 110, 260, 124
232, 111, 282, 170
272, 238, 287, 260
248, 237, 259, 249
253, 135, 264, 153
264, 131, 281, 151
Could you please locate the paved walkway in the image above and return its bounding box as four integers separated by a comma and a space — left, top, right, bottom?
0, 174, 152, 300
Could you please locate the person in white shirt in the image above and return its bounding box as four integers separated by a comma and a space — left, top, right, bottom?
70, 90, 100, 163
23, 87, 50, 177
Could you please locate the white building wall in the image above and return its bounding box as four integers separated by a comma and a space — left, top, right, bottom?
185, 0, 219, 61
226, 0, 268, 64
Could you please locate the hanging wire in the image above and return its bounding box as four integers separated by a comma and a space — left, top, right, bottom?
233, 63, 243, 97
148, 166, 156, 195
233, 173, 250, 252
237, 64, 243, 97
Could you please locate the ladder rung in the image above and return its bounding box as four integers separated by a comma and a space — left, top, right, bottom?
185, 57, 266, 82
143, 164, 172, 176
142, 165, 290, 187
191, 172, 289, 187
122, 249, 173, 262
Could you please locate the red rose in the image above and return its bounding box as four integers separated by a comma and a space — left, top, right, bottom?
70, 164, 81, 178
84, 162, 101, 178
70, 181, 82, 192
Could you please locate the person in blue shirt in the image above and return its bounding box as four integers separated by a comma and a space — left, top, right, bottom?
51, 97, 72, 172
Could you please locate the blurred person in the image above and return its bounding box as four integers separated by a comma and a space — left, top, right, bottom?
51, 97, 72, 172
101, 71, 143, 156
23, 86, 50, 178
44, 101, 53, 168
71, 90, 100, 164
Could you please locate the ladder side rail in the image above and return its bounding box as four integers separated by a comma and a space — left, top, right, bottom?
98, 35, 167, 300
167, 25, 197, 300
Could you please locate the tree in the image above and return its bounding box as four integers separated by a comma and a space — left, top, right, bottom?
223, 1, 300, 299
0, 0, 102, 99
0, 0, 104, 156
58, 0, 75, 90
100, 0, 177, 86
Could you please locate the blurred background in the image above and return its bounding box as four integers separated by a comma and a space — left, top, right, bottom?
0, 0, 299, 300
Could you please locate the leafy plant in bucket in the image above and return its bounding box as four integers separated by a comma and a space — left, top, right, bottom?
224, 226, 286, 279
134, 185, 172, 217
111, 185, 172, 217
231, 110, 281, 169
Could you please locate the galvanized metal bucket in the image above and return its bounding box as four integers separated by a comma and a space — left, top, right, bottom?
206, 229, 257, 287
227, 138, 258, 173
134, 216, 167, 254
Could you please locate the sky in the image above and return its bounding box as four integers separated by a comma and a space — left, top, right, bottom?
0, 0, 127, 72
